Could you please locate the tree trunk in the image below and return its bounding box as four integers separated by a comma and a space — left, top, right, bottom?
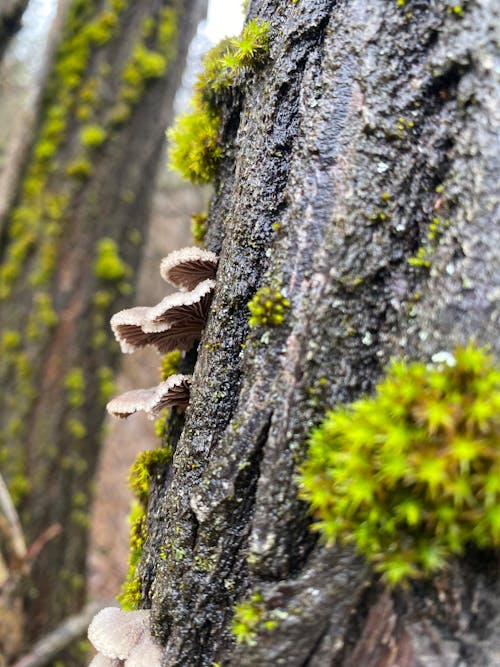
140, 0, 500, 665
0, 0, 29, 60
0, 0, 207, 653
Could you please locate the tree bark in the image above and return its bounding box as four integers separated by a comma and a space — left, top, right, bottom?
0, 0, 207, 654
141, 0, 500, 665
0, 0, 29, 60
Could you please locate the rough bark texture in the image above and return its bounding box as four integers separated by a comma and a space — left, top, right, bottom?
141, 0, 499, 665
0, 0, 207, 653
0, 0, 29, 61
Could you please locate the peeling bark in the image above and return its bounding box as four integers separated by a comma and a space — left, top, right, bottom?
142, 0, 499, 665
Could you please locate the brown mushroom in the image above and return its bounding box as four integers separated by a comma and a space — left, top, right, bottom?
159, 247, 218, 292
110, 307, 157, 354
106, 374, 192, 419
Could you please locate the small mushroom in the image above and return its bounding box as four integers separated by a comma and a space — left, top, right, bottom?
106, 374, 192, 419
110, 307, 157, 354
159, 247, 218, 291
87, 607, 161, 666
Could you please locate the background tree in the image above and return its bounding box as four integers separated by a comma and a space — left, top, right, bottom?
0, 0, 29, 60
129, 0, 499, 664
0, 0, 207, 657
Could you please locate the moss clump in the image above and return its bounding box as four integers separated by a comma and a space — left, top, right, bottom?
94, 238, 128, 282
64, 367, 85, 408
128, 447, 173, 504
168, 18, 270, 184
159, 350, 182, 381
298, 343, 500, 586
80, 124, 107, 148
231, 592, 280, 646
191, 212, 208, 245
119, 446, 173, 609
97, 366, 115, 405
248, 286, 290, 327
65, 158, 93, 179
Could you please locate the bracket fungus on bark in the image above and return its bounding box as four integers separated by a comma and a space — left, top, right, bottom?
159, 246, 218, 291
88, 607, 161, 666
106, 374, 191, 419
110, 278, 216, 355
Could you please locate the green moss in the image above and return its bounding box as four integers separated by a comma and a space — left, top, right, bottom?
66, 417, 87, 439
158, 7, 177, 58
231, 592, 281, 646
64, 367, 86, 408
94, 238, 128, 281
248, 286, 290, 328
160, 350, 182, 381
191, 212, 208, 245
118, 501, 146, 610
26, 293, 58, 340
128, 447, 173, 504
168, 18, 270, 184
298, 343, 500, 586
0, 330, 21, 351
80, 124, 107, 148
66, 158, 93, 179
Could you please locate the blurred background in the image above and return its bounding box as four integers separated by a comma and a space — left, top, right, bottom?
0, 1, 243, 663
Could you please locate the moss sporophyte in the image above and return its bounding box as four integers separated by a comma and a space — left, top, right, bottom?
298, 343, 500, 586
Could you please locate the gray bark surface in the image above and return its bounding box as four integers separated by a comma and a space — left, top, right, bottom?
0, 0, 28, 60
139, 0, 499, 665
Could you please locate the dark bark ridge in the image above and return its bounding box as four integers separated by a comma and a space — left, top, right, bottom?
144, 0, 499, 665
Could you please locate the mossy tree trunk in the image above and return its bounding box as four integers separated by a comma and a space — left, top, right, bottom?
0, 0, 29, 60
0, 0, 207, 655
141, 0, 500, 665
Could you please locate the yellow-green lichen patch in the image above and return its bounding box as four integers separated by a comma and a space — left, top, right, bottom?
298, 343, 500, 586
248, 286, 290, 328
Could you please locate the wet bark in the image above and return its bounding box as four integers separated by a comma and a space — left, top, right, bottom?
0, 0, 29, 60
142, 0, 500, 665
0, 0, 207, 655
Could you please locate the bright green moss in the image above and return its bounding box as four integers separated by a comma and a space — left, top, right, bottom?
248, 286, 290, 328
231, 592, 280, 646
94, 238, 128, 281
298, 343, 500, 586
167, 108, 222, 184
160, 350, 182, 381
0, 330, 21, 351
80, 124, 107, 148
128, 447, 173, 504
66, 158, 93, 179
168, 19, 270, 184
118, 501, 146, 610
191, 212, 208, 245
158, 7, 177, 58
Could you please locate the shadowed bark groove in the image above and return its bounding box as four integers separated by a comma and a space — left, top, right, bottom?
143, 0, 499, 665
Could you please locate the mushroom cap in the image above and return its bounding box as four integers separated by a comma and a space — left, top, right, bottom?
159, 247, 218, 291
110, 307, 157, 354
126, 634, 162, 666
109, 280, 215, 355
88, 653, 120, 666
106, 375, 192, 419
88, 607, 150, 660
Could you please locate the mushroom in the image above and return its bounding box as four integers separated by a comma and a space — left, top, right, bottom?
106, 374, 192, 419
110, 307, 158, 354
159, 247, 218, 291
110, 280, 215, 355
87, 607, 161, 666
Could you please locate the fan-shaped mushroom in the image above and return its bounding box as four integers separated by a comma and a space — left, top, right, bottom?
106, 375, 192, 419
159, 247, 218, 291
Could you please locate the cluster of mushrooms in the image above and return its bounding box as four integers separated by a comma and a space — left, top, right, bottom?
88, 248, 218, 665
106, 247, 218, 420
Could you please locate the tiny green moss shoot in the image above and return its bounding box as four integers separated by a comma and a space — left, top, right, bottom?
231, 592, 280, 646
248, 286, 290, 327
94, 238, 128, 282
128, 447, 173, 504
298, 343, 500, 586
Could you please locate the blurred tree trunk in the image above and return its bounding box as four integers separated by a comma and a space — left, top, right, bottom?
0, 0, 29, 60
141, 0, 500, 665
0, 0, 207, 657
